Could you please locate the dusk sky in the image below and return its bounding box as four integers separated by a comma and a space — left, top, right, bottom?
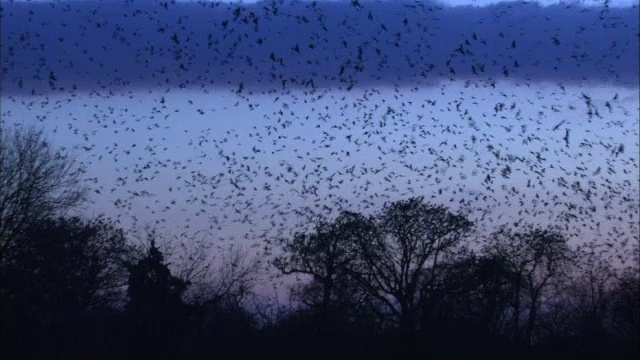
1, 0, 638, 282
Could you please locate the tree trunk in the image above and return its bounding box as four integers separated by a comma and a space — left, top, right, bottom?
525, 294, 539, 348
399, 303, 418, 359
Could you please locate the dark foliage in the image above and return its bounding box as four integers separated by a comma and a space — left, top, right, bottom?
0, 216, 128, 359
123, 239, 190, 359
0, 211, 637, 360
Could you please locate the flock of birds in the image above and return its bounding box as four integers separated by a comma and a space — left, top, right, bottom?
1, 0, 638, 269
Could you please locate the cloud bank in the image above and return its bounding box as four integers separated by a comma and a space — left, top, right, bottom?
1, 0, 637, 95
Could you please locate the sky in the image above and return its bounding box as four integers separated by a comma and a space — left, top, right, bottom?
1, 0, 638, 287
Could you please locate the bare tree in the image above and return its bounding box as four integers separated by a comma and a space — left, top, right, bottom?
608, 268, 640, 351
571, 242, 617, 326
421, 252, 518, 339
0, 124, 87, 263
483, 225, 572, 347
186, 244, 262, 308
274, 211, 375, 325
355, 197, 473, 342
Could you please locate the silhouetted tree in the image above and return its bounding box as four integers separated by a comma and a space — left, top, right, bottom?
182, 245, 263, 359
0, 125, 87, 265
483, 225, 572, 348
418, 252, 519, 358
125, 236, 188, 359
275, 211, 377, 357
469, 254, 520, 334
187, 244, 261, 307
354, 197, 472, 357
557, 243, 618, 346
0, 216, 129, 359
607, 269, 640, 355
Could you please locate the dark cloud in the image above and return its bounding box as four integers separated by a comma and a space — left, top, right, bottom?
1, 0, 637, 95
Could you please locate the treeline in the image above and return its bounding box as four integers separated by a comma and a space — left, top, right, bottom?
272, 205, 638, 359
1, 202, 637, 360
1, 126, 638, 359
